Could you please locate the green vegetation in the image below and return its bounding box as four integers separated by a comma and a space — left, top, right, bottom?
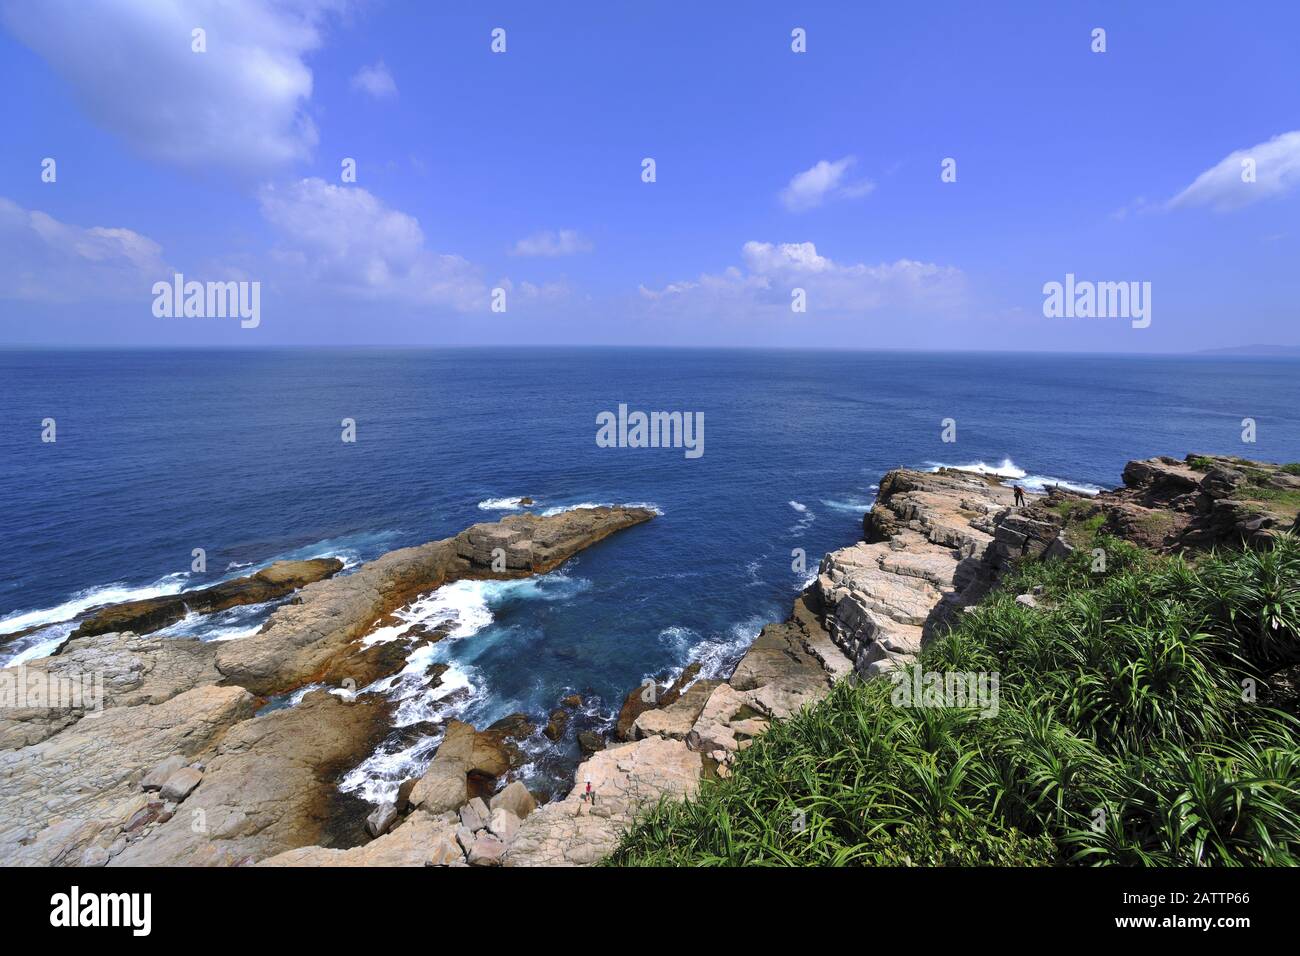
1281, 463, 1300, 476
1241, 483, 1300, 515
609, 536, 1300, 867
1051, 499, 1107, 548
1188, 456, 1215, 472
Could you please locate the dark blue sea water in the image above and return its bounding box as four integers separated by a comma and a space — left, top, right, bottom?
2, 348, 1298, 796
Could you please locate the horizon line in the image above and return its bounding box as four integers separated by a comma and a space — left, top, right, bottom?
2, 343, 1299, 358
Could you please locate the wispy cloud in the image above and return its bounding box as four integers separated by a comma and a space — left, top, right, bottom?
639, 241, 963, 318
258, 178, 487, 310
779, 157, 875, 212
351, 59, 397, 98
1167, 130, 1300, 212
0, 0, 344, 174
0, 196, 169, 302
510, 229, 593, 257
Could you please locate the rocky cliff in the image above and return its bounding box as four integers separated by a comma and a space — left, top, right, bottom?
3, 454, 1292, 868
498, 453, 1298, 866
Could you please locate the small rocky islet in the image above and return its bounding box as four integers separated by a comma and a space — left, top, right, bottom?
1, 455, 1295, 867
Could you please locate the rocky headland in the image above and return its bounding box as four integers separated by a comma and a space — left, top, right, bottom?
0, 506, 655, 866
2, 454, 1293, 867
502, 453, 1300, 865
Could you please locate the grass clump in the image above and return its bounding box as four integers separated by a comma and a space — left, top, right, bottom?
608, 535, 1300, 867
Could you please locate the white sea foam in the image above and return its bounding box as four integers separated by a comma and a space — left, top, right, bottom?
477, 496, 530, 511
339, 572, 590, 804
0, 529, 401, 668
925, 459, 1103, 496
0, 572, 190, 637
686, 614, 769, 681
540, 500, 664, 517
820, 497, 876, 514
788, 500, 815, 532
1, 622, 75, 668
926, 458, 1026, 479
155, 602, 276, 643
657, 624, 698, 656
1016, 474, 1105, 495
269, 529, 402, 570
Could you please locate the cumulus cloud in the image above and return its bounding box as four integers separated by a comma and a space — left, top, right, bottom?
351, 59, 396, 98
1168, 131, 1300, 212
779, 157, 875, 212
0, 196, 169, 302
639, 241, 964, 318
510, 229, 593, 257
257, 178, 487, 310
0, 0, 345, 173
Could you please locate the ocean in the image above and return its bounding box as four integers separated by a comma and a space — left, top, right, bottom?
2, 348, 1298, 797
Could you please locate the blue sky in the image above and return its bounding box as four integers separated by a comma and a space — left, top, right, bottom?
1, 0, 1297, 350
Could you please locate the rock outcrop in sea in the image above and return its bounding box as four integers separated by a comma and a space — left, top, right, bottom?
0, 506, 655, 866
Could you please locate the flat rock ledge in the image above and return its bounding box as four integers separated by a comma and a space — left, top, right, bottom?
73, 559, 345, 639
216, 506, 657, 696
0, 507, 655, 867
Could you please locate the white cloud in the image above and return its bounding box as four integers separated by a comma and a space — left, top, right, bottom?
351, 59, 396, 98
0, 0, 346, 173
257, 178, 487, 310
510, 229, 593, 257
639, 241, 964, 317
0, 196, 169, 302
780, 157, 875, 212
1168, 131, 1300, 212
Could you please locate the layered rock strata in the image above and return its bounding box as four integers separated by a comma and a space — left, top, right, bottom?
216, 507, 657, 695
0, 507, 655, 867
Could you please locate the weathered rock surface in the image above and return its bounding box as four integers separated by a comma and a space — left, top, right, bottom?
730, 592, 850, 715
407, 720, 511, 816
0, 506, 658, 868
74, 559, 344, 639
468, 833, 507, 866
488, 807, 521, 843
110, 690, 390, 866
632, 678, 720, 740
543, 708, 569, 741
0, 686, 254, 866
818, 468, 1020, 678
505, 737, 703, 866
615, 662, 701, 740
216, 507, 656, 695
490, 780, 536, 820
141, 756, 188, 791
259, 811, 462, 867
159, 766, 203, 802
366, 802, 398, 837
1077, 453, 1298, 551
0, 630, 222, 750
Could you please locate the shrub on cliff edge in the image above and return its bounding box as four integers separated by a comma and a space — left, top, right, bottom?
608, 535, 1300, 867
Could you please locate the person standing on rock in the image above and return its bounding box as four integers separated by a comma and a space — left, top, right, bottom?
575, 777, 596, 816
1014, 485, 1026, 507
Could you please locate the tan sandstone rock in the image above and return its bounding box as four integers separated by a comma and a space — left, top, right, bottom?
0, 685, 254, 866
504, 737, 703, 867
